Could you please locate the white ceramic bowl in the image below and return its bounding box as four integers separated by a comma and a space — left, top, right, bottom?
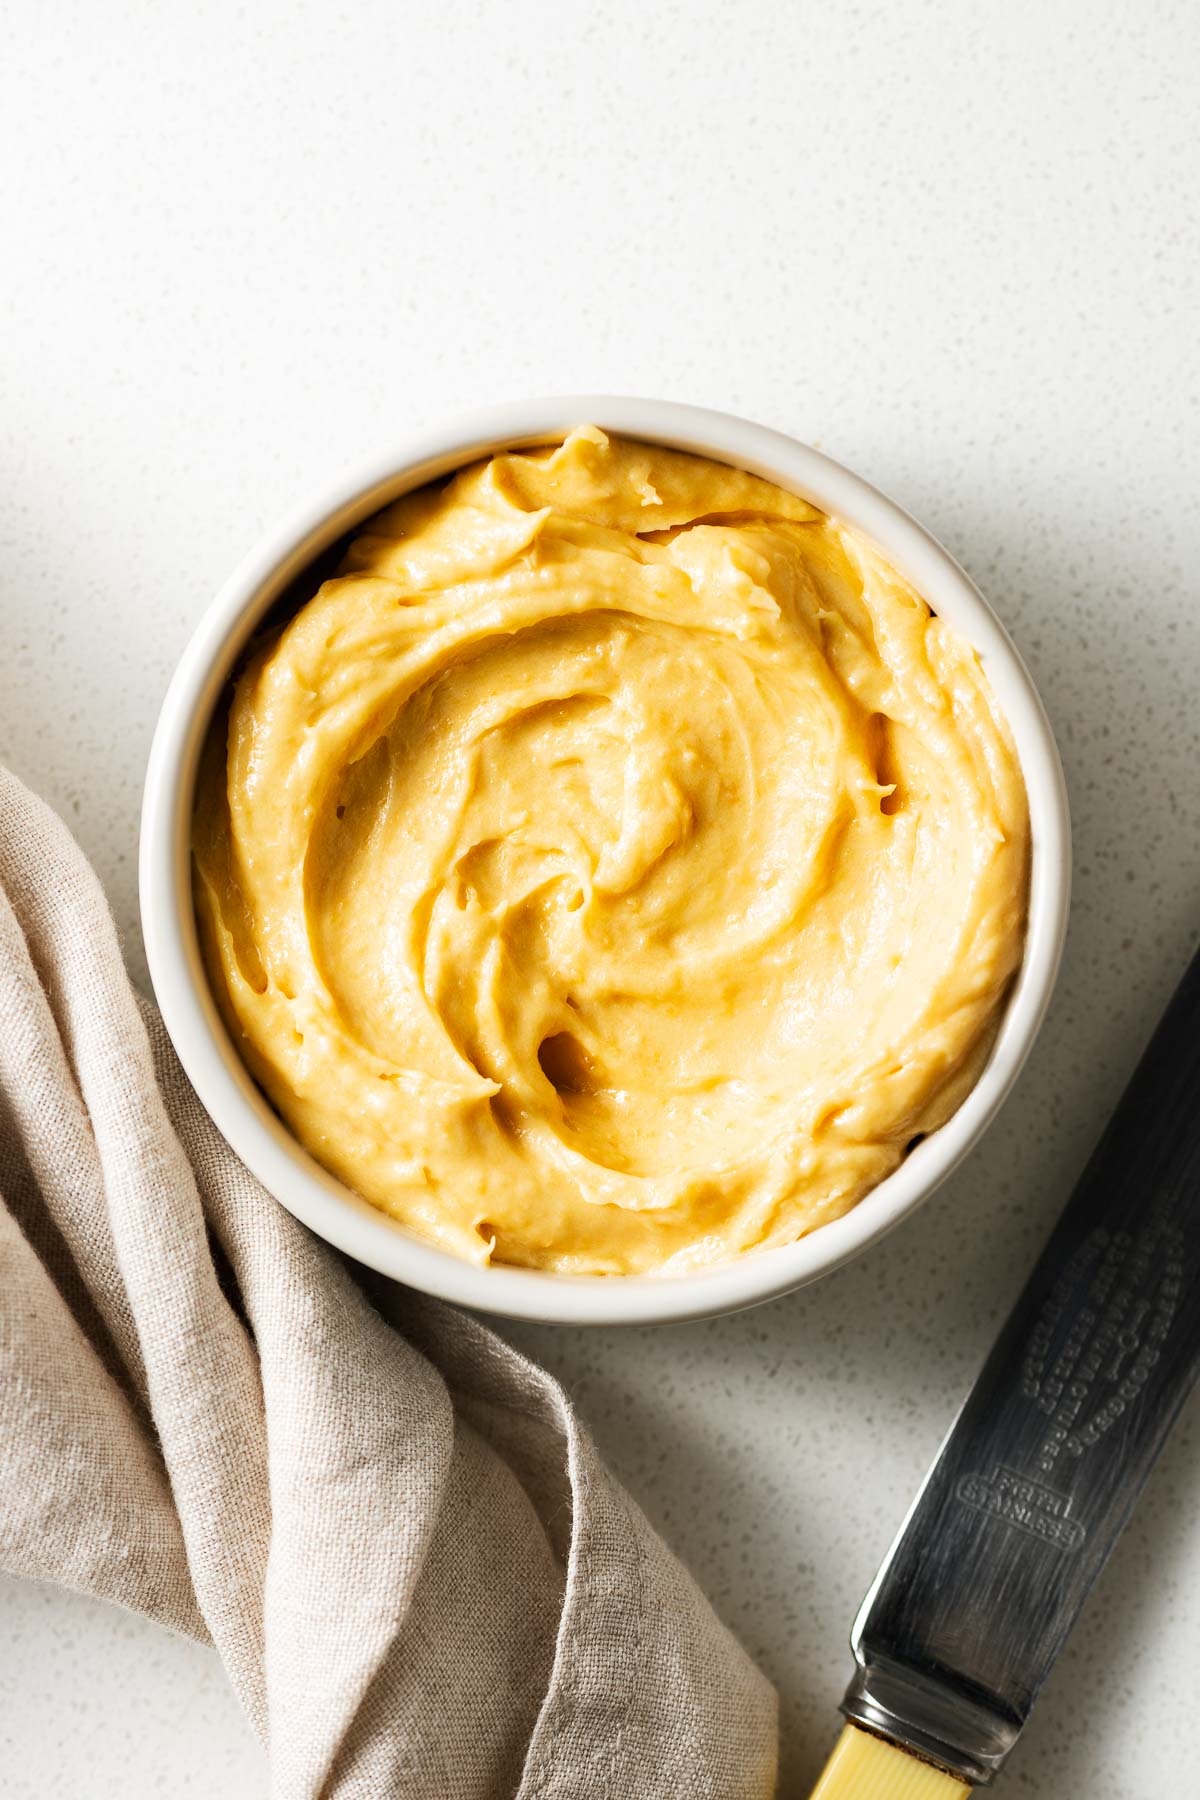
140, 397, 1070, 1325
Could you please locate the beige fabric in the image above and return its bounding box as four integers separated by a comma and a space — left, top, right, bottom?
0, 767, 777, 1799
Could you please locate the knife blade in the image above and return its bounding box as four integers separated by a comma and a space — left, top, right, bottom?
811, 939, 1200, 1793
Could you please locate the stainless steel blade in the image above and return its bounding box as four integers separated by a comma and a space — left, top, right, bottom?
844, 942, 1200, 1785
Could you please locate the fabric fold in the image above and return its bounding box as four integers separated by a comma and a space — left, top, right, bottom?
0, 766, 777, 1799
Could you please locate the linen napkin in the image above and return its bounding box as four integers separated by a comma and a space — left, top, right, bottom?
0, 766, 777, 1798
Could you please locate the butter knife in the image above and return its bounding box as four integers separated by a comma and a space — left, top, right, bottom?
810, 941, 1200, 1797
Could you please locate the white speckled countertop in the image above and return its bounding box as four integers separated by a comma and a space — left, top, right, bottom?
2, 2, 1198, 1794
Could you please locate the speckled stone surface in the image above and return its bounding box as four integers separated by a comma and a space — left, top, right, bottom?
2, 2, 1198, 1794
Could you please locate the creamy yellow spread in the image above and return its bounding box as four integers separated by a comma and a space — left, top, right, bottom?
193, 429, 1029, 1276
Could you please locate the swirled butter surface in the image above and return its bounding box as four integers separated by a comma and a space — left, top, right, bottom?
193, 430, 1029, 1275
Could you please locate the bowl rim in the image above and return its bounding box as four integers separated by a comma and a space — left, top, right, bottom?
139, 395, 1071, 1326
